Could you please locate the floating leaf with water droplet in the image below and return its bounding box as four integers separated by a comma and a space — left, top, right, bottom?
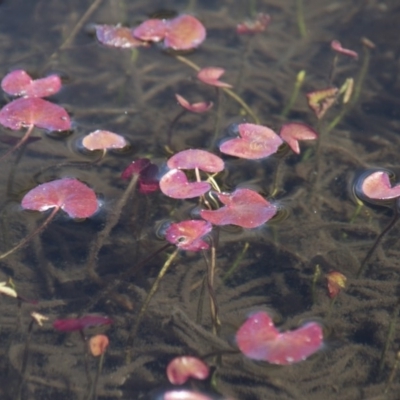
165, 220, 212, 251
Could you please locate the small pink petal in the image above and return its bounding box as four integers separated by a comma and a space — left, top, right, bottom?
361, 171, 400, 200
220, 123, 283, 159
96, 24, 148, 48
331, 40, 358, 59
164, 15, 206, 50
165, 220, 212, 251
236, 13, 271, 35
197, 67, 232, 88
200, 188, 277, 228
82, 130, 127, 151
175, 94, 213, 113
1, 70, 62, 98
167, 149, 224, 173
279, 123, 318, 154
167, 356, 209, 384
236, 311, 323, 365
164, 391, 214, 400
160, 169, 210, 199
133, 19, 168, 42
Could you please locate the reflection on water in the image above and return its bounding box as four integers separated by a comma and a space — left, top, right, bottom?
0, 0, 400, 399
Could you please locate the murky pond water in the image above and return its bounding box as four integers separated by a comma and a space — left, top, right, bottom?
1, 0, 400, 399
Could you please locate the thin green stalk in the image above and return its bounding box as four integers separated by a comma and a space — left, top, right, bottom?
296, 0, 307, 38
223, 242, 249, 281
281, 70, 306, 118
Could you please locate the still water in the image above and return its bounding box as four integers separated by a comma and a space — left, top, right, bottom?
0, 0, 400, 399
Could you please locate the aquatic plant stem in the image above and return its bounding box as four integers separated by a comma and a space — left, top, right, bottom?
222, 242, 249, 281
87, 173, 139, 284
166, 109, 186, 149
86, 351, 106, 400
296, 0, 307, 38
281, 70, 306, 118
0, 124, 35, 162
0, 206, 59, 260
174, 55, 260, 124
384, 350, 400, 394
127, 248, 180, 357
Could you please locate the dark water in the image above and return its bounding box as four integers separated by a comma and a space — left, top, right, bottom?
1, 0, 400, 399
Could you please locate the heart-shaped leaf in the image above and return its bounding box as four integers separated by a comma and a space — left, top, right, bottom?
361, 171, 400, 200
82, 130, 127, 151
236, 311, 323, 365
160, 169, 210, 199
279, 123, 318, 154
0, 97, 71, 131
22, 178, 98, 218
164, 15, 206, 50
220, 123, 283, 159
197, 67, 232, 88
165, 220, 212, 251
167, 356, 209, 384
167, 149, 224, 173
1, 70, 62, 98
95, 24, 149, 48
200, 188, 276, 228
132, 19, 169, 42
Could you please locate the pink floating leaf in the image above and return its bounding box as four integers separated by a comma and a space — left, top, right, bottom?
160, 169, 210, 199
82, 130, 127, 151
197, 67, 232, 88
200, 188, 277, 228
331, 40, 358, 59
220, 123, 283, 159
236, 311, 323, 365
132, 19, 168, 42
21, 178, 98, 219
53, 315, 113, 332
279, 123, 318, 154
1, 70, 62, 98
361, 171, 400, 200
121, 158, 159, 194
236, 13, 271, 35
165, 220, 212, 251
0, 98, 71, 131
175, 94, 213, 113
95, 24, 149, 48
167, 356, 209, 384
164, 15, 206, 50
167, 149, 224, 173
163, 391, 214, 400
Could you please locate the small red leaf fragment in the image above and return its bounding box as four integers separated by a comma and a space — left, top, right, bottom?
53, 315, 112, 332
306, 87, 339, 119
82, 130, 127, 151
197, 67, 232, 88
361, 171, 400, 200
331, 40, 358, 59
160, 169, 210, 199
236, 311, 323, 364
89, 334, 110, 356
121, 158, 159, 194
327, 271, 347, 298
167, 149, 224, 173
95, 24, 149, 48
200, 188, 277, 228
279, 123, 318, 154
164, 15, 206, 50
167, 356, 209, 384
236, 13, 271, 35
21, 178, 98, 219
1, 70, 62, 98
165, 220, 212, 251
175, 94, 213, 113
220, 123, 283, 159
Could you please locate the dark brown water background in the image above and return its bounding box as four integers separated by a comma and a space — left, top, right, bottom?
1, 0, 400, 399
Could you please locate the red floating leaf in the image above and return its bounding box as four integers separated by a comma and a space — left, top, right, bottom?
164, 15, 206, 50
167, 356, 209, 384
236, 311, 323, 365
165, 220, 212, 251
132, 19, 168, 42
331, 40, 358, 59
82, 130, 127, 151
306, 87, 339, 120
197, 67, 232, 88
200, 188, 277, 228
327, 271, 347, 299
160, 169, 210, 199
167, 149, 224, 173
121, 158, 159, 194
53, 315, 112, 332
21, 178, 98, 219
236, 13, 271, 35
175, 94, 213, 113
163, 391, 214, 400
1, 70, 62, 98
95, 24, 149, 48
361, 171, 400, 200
219, 123, 283, 159
0, 97, 71, 131
279, 123, 318, 154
